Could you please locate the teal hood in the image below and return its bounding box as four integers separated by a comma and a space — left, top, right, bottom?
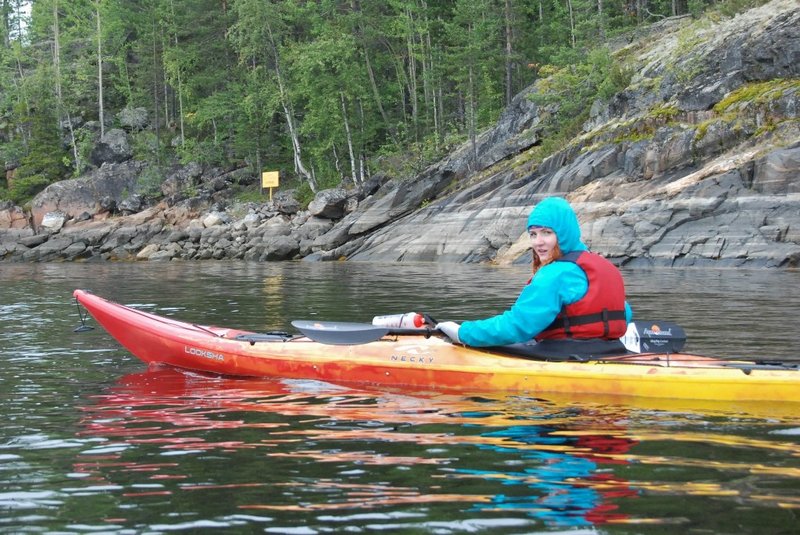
526, 197, 588, 254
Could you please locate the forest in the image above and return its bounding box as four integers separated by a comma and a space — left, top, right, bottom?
0, 0, 766, 205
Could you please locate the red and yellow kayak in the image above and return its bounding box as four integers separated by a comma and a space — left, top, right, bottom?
73, 289, 800, 403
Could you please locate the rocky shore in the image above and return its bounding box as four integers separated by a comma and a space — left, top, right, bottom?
1, 0, 799, 267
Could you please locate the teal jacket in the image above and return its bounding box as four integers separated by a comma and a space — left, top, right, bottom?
459, 197, 632, 347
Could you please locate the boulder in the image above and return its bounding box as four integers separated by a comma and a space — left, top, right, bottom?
293, 216, 334, 241
60, 221, 112, 246
259, 235, 300, 260
136, 243, 160, 260
40, 211, 69, 233
161, 162, 203, 197
0, 202, 29, 229
202, 211, 230, 228
90, 128, 133, 166
218, 167, 256, 186
18, 234, 48, 248
117, 107, 149, 131
98, 195, 117, 214
312, 223, 352, 252
29, 160, 142, 228
256, 217, 292, 237
99, 225, 138, 253
235, 213, 262, 232
308, 188, 349, 219
0, 228, 34, 259
150, 244, 181, 261
118, 194, 146, 215
21, 236, 75, 261
273, 190, 301, 215
62, 241, 90, 261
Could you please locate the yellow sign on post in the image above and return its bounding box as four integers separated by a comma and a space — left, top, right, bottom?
261, 171, 280, 201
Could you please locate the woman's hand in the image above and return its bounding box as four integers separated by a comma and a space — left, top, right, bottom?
436, 321, 461, 344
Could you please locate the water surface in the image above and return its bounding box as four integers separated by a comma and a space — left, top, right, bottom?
1, 262, 798, 533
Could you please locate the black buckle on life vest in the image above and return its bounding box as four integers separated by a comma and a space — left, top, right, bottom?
545, 309, 626, 336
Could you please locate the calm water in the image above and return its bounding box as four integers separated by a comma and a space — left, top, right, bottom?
1, 262, 799, 534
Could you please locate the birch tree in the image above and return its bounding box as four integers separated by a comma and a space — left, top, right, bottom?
94, 1, 104, 136
349, 0, 400, 148
50, 0, 83, 171
231, 0, 316, 192
446, 0, 501, 165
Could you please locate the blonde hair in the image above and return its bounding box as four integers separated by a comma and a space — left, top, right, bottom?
532, 242, 563, 275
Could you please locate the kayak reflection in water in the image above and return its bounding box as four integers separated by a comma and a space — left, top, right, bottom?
436, 197, 634, 358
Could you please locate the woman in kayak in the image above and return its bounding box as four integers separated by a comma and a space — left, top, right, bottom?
436, 197, 632, 356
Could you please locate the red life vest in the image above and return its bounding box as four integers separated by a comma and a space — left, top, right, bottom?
536, 251, 628, 341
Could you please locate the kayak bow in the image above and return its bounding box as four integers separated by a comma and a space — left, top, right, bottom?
72, 289, 800, 403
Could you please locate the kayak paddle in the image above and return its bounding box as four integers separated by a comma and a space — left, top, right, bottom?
292, 319, 687, 353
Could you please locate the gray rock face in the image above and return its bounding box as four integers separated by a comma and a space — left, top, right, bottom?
753, 146, 800, 194
335, 0, 800, 268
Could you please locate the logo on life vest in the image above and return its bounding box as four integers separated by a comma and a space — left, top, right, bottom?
184, 346, 225, 361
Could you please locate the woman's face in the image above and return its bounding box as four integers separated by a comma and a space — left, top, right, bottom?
529, 226, 558, 263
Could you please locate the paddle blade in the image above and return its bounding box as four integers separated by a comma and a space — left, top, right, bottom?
622, 321, 687, 354
291, 320, 390, 345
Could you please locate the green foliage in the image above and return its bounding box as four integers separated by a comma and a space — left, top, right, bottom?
714, 79, 800, 112
6, 174, 52, 205
372, 127, 460, 182
14, 114, 69, 187
531, 47, 633, 155
293, 181, 315, 208
72, 128, 97, 176
176, 138, 224, 167
706, 0, 772, 19
651, 104, 681, 122
130, 130, 178, 171
0, 0, 773, 201
0, 137, 25, 171
135, 165, 165, 198
232, 186, 265, 204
